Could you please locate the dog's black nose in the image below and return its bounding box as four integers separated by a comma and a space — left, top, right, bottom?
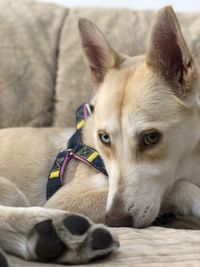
105, 210, 132, 227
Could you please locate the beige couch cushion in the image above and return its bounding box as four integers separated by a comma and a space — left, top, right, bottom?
0, 0, 67, 127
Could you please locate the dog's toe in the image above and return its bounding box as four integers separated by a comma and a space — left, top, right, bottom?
91, 228, 114, 250
29, 219, 66, 262
71, 224, 120, 264
63, 214, 91, 235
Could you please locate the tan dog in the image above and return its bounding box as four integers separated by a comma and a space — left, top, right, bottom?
0, 5, 199, 266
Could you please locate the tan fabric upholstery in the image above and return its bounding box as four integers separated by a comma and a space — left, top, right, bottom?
0, 0, 199, 127
0, 0, 68, 127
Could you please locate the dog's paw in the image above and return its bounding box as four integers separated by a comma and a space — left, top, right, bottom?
28, 214, 119, 264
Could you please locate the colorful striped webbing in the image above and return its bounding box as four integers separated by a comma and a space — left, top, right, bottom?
46, 103, 108, 200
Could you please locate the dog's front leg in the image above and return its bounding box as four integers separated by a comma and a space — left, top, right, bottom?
164, 180, 200, 218
45, 173, 108, 223
0, 205, 118, 264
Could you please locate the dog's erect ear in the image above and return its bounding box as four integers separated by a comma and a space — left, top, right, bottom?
146, 6, 196, 95
78, 18, 118, 85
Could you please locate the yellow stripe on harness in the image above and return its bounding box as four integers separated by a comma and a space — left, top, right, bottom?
50, 170, 60, 179
76, 119, 85, 129
87, 151, 98, 162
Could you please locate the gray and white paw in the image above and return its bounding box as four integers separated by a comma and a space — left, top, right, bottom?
28, 214, 119, 264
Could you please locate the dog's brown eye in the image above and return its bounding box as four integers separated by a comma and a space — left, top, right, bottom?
143, 131, 160, 146
98, 131, 111, 146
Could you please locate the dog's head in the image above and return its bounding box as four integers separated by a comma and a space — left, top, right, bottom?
79, 6, 199, 228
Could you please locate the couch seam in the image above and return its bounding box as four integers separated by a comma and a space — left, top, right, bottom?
51, 8, 70, 126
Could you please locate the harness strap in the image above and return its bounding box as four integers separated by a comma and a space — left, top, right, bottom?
46, 103, 107, 200
72, 143, 108, 176
46, 148, 71, 200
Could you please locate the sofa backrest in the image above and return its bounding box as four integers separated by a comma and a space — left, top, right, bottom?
0, 0, 200, 128
0, 0, 67, 127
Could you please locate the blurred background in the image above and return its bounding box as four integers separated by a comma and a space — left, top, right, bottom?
0, 0, 199, 129
41, 0, 200, 12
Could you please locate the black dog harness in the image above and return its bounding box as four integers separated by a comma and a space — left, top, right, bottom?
46, 103, 108, 200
